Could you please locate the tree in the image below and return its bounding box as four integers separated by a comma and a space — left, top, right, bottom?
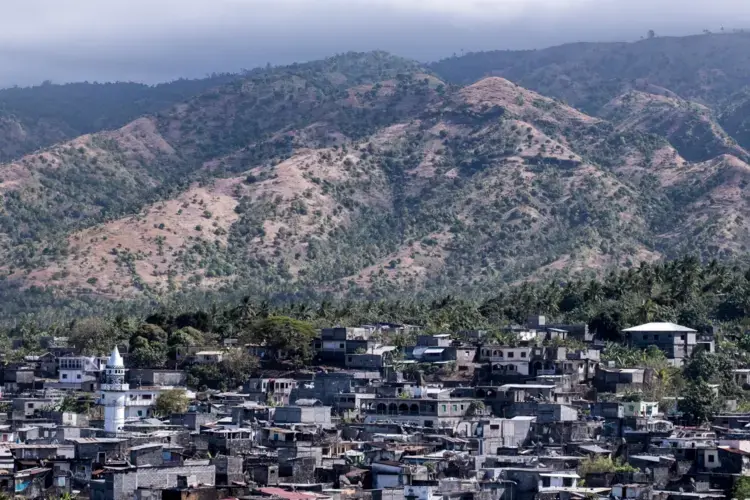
154, 389, 189, 416
69, 318, 120, 355
243, 316, 317, 367
129, 323, 169, 368
188, 364, 225, 391
683, 350, 721, 382
56, 394, 90, 414
679, 379, 720, 425
221, 349, 259, 389
647, 30, 656, 39
733, 476, 750, 500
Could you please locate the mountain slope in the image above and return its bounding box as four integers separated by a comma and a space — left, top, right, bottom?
601, 90, 748, 162
4, 49, 750, 306
0, 73, 662, 299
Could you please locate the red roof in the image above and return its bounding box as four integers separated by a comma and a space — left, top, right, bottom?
257, 487, 318, 500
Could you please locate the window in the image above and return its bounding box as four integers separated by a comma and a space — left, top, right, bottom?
441, 405, 447, 413
643, 335, 649, 340
681, 335, 685, 340
452, 405, 458, 412
708, 454, 715, 463
142, 394, 152, 400
490, 424, 500, 430
76, 374, 81, 379
27, 403, 34, 409
62, 374, 68, 379
339, 343, 345, 349
507, 352, 515, 358
520, 352, 527, 358
460, 404, 465, 410
137, 410, 143, 416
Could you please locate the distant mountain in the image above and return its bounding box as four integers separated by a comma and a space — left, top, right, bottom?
4, 43, 750, 311
430, 33, 750, 112
0, 75, 239, 162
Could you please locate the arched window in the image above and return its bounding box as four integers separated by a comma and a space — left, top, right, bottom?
410, 404, 419, 415
398, 403, 409, 415
388, 403, 398, 415
377, 403, 386, 414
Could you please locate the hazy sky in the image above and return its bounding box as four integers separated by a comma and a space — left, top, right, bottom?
1, 0, 748, 87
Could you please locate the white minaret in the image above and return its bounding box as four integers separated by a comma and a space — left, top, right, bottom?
101, 346, 128, 434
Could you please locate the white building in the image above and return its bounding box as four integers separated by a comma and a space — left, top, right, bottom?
99, 346, 195, 424
101, 347, 128, 434
124, 386, 194, 419
58, 355, 107, 389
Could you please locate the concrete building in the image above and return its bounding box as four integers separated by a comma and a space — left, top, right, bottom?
622, 322, 697, 366
365, 397, 481, 430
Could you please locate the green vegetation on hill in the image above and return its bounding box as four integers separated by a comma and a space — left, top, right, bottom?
0, 75, 239, 162
430, 33, 750, 112
2, 42, 750, 309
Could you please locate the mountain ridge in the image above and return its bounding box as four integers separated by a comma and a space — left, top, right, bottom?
2, 42, 750, 310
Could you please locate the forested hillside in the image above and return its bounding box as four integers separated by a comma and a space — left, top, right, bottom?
2, 37, 750, 314
430, 32, 750, 112
0, 75, 239, 162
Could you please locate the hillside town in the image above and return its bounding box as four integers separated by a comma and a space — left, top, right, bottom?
0, 315, 745, 500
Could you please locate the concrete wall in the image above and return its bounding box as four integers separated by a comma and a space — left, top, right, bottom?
346, 354, 384, 369
109, 464, 215, 500
290, 373, 355, 406
274, 406, 331, 425
129, 370, 187, 387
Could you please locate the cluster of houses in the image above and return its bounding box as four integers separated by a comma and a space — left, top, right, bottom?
2, 316, 749, 500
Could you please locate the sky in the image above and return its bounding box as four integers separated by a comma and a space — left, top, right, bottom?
0, 0, 748, 87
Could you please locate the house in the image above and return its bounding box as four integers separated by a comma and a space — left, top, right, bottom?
244, 378, 297, 405
273, 405, 332, 426
123, 386, 194, 419
52, 355, 107, 391
346, 345, 397, 369
416, 334, 453, 347
410, 346, 458, 364
365, 397, 481, 430
290, 371, 380, 406
622, 401, 660, 418
594, 367, 648, 393
315, 327, 374, 363
622, 322, 697, 366
193, 351, 224, 364
481, 347, 533, 378
333, 393, 376, 418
